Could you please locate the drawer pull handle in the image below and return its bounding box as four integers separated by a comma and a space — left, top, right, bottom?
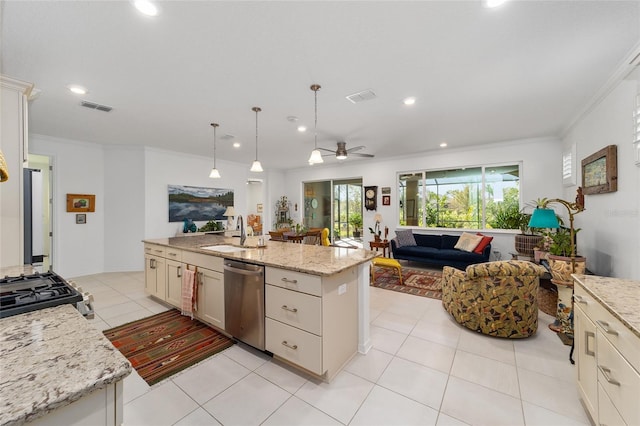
598, 366, 620, 386
154, 249, 163, 253
168, 252, 177, 257
177, 266, 182, 278
596, 320, 619, 336
584, 331, 595, 357
281, 278, 298, 284
150, 259, 156, 269
281, 341, 298, 350
573, 294, 587, 304
281, 305, 298, 313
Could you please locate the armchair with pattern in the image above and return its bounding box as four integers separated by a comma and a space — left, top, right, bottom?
442, 260, 547, 338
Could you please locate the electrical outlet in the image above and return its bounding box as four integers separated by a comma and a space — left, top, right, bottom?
338, 283, 347, 295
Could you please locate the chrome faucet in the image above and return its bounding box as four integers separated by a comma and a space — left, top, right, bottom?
238, 215, 246, 245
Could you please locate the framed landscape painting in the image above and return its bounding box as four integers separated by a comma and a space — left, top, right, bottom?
168, 185, 234, 222
581, 145, 617, 195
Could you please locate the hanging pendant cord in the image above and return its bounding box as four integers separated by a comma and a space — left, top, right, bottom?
211, 123, 218, 168
252, 107, 261, 161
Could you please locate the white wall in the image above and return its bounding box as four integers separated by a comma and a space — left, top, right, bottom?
563, 78, 640, 280
281, 137, 563, 260
30, 135, 105, 277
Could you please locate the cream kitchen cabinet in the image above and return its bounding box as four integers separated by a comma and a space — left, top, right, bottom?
144, 252, 166, 300
144, 243, 183, 307
166, 259, 183, 308
265, 266, 358, 381
183, 251, 225, 330
574, 276, 640, 426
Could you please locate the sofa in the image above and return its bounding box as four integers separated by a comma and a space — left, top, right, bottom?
390, 231, 491, 269
442, 260, 547, 338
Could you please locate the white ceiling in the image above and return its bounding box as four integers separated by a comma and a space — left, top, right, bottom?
2, 1, 639, 171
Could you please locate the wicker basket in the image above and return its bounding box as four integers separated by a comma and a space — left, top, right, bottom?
514, 234, 543, 257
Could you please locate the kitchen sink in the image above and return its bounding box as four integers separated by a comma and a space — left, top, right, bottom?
200, 245, 247, 253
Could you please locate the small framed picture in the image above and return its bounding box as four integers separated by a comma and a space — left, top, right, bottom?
76, 213, 87, 224
381, 187, 391, 195
257, 203, 263, 213
66, 193, 96, 212
382, 195, 391, 206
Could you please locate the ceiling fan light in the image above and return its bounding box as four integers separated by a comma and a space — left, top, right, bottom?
336, 154, 348, 160
336, 144, 348, 160
308, 149, 324, 164
250, 160, 263, 173
209, 168, 221, 178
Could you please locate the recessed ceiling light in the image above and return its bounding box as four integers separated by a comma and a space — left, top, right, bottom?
134, 0, 159, 16
67, 84, 88, 95
440, 142, 447, 148
403, 97, 416, 106
233, 142, 241, 148
297, 126, 307, 132
482, 0, 508, 8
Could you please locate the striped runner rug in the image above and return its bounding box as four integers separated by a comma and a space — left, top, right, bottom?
371, 266, 443, 300
104, 309, 234, 385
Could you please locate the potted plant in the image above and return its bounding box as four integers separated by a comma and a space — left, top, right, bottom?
349, 212, 363, 238
368, 219, 382, 241
546, 227, 586, 285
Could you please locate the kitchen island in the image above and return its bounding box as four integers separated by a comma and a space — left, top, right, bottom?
0, 304, 132, 426
143, 234, 378, 381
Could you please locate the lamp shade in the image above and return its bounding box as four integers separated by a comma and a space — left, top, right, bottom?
250, 160, 263, 172
528, 208, 559, 229
209, 168, 221, 178
308, 149, 323, 164
374, 213, 383, 223
223, 206, 236, 217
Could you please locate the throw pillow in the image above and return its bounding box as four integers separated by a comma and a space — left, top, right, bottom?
454, 232, 483, 252
473, 233, 494, 254
395, 229, 417, 247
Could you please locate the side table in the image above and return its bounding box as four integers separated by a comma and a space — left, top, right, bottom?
369, 240, 390, 258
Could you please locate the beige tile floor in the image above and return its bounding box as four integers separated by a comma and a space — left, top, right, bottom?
73, 270, 591, 426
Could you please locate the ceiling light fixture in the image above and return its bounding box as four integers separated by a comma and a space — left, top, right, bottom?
297, 126, 307, 132
440, 142, 448, 148
403, 97, 416, 105
209, 123, 221, 178
250, 107, 264, 172
67, 84, 88, 95
336, 142, 348, 160
233, 142, 240, 148
482, 0, 508, 8
134, 0, 159, 16
308, 84, 324, 165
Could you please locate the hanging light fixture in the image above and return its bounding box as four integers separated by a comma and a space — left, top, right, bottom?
250, 107, 264, 172
209, 122, 221, 178
308, 84, 324, 165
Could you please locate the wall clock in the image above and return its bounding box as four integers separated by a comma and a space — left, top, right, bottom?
364, 186, 377, 211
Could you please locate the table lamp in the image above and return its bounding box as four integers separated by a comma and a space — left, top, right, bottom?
223, 206, 236, 230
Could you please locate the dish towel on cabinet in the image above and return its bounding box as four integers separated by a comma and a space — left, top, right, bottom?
181, 268, 196, 319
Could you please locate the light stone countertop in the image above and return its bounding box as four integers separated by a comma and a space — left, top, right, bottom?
573, 274, 640, 339
144, 234, 379, 276
0, 305, 132, 426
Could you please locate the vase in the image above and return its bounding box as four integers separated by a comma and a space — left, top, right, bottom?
548, 254, 586, 286
374, 235, 381, 242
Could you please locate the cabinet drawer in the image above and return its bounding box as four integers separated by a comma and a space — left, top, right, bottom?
576, 284, 640, 373
597, 331, 640, 425
266, 318, 322, 375
144, 244, 166, 257
182, 251, 224, 272
266, 284, 322, 335
597, 382, 626, 426
266, 267, 321, 296
165, 248, 182, 261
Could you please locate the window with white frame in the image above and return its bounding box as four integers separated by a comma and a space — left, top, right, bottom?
398, 163, 522, 230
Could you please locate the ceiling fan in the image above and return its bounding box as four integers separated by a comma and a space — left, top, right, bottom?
318, 141, 374, 160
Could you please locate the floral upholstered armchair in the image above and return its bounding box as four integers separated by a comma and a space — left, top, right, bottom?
442, 260, 547, 338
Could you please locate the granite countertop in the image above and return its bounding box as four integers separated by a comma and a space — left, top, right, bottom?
0, 305, 132, 426
573, 274, 640, 339
144, 235, 378, 276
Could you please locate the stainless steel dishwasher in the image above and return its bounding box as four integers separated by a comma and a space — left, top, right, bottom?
223, 259, 265, 350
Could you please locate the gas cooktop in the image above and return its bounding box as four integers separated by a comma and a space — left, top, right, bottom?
0, 271, 83, 318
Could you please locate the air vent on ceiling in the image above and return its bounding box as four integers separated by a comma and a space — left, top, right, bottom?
345, 89, 377, 104
220, 134, 235, 140
80, 100, 113, 112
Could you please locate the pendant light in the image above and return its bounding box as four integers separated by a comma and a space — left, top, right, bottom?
250, 106, 264, 172
209, 122, 221, 178
308, 84, 324, 165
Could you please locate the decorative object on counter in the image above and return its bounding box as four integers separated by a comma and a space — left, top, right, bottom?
76, 213, 86, 224
168, 184, 233, 222
66, 193, 95, 212
307, 84, 324, 165
209, 122, 221, 178
223, 205, 236, 230
371, 266, 442, 300
581, 145, 617, 194
528, 187, 585, 336
182, 218, 197, 233
104, 309, 234, 386
369, 213, 382, 241
198, 219, 224, 232
250, 106, 263, 172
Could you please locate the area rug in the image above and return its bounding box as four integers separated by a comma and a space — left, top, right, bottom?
103, 309, 234, 385
371, 267, 443, 300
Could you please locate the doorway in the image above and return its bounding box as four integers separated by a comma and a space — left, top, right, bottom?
303, 178, 363, 247
26, 154, 53, 271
